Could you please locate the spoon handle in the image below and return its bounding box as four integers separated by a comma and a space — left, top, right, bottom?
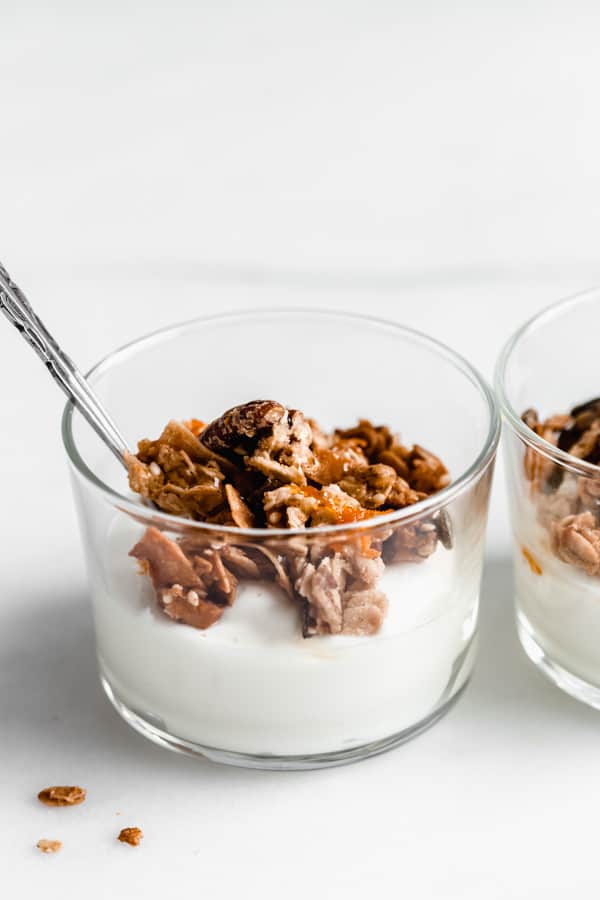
0, 261, 130, 468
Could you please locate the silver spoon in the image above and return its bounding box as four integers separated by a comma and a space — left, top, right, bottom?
0, 261, 130, 469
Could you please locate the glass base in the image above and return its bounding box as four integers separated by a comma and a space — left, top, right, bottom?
517, 613, 600, 710
100, 673, 469, 771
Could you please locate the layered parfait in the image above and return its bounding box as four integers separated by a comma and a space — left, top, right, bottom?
94, 400, 484, 759
515, 397, 600, 687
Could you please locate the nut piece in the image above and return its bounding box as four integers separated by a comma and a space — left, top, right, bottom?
37, 786, 86, 807
551, 511, 600, 576
118, 827, 143, 847
36, 839, 62, 854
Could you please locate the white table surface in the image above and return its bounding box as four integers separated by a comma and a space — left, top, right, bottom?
3, 3, 600, 898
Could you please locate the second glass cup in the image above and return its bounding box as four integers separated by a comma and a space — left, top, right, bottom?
497, 290, 600, 707
64, 309, 499, 768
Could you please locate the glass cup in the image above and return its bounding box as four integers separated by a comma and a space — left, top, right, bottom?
63, 309, 499, 769
496, 290, 600, 707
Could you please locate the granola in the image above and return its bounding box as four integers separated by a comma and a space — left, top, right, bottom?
296, 545, 387, 637
522, 398, 600, 577
130, 527, 234, 629
37, 786, 86, 807
118, 827, 143, 847
36, 839, 62, 854
127, 401, 451, 637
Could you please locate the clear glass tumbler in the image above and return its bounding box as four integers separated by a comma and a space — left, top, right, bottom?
63, 309, 499, 769
496, 290, 600, 707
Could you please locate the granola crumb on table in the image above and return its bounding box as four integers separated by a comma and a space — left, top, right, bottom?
36, 839, 62, 854
522, 397, 600, 577
37, 786, 86, 807
126, 400, 452, 637
118, 827, 143, 847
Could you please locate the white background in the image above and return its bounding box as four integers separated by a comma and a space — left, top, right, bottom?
2, 2, 600, 898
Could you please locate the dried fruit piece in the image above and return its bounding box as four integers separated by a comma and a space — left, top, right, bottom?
570, 396, 600, 418
184, 418, 206, 437
36, 839, 62, 854
37, 786, 86, 807
522, 546, 542, 575
308, 440, 369, 483
118, 827, 143, 847
200, 400, 287, 460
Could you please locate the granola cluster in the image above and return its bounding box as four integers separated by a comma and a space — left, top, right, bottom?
522, 397, 600, 577
127, 401, 452, 637
37, 786, 86, 807
118, 827, 143, 847
36, 839, 62, 854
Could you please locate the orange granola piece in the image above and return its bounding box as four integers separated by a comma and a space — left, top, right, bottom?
185, 418, 206, 437
36, 839, 62, 854
118, 827, 143, 847
522, 546, 542, 576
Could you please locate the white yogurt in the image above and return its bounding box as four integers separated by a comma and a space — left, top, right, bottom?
516, 513, 600, 687
93, 517, 481, 757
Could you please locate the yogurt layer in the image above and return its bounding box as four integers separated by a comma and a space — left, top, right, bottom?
94, 517, 480, 756
517, 513, 600, 686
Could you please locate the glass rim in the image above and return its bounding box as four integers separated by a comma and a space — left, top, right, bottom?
62, 307, 500, 537
495, 287, 600, 478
